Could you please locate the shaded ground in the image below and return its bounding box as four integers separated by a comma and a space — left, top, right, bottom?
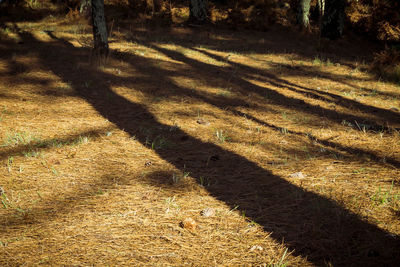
0, 12, 400, 266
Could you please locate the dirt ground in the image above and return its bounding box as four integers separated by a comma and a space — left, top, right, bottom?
1, 8, 400, 266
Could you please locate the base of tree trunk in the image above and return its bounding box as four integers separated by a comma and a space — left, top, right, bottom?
90, 46, 109, 66
91, 0, 109, 66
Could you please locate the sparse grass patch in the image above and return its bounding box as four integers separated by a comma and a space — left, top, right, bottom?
171, 171, 190, 184
267, 248, 289, 267
68, 24, 87, 35
165, 196, 180, 213
148, 135, 173, 150
199, 176, 211, 187
74, 135, 90, 145
3, 131, 36, 147
312, 56, 322, 66
1, 191, 28, 217
371, 181, 400, 208
312, 56, 335, 67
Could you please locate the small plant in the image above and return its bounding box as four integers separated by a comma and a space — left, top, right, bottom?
50, 166, 58, 176
172, 171, 190, 184
72, 135, 89, 145
281, 111, 289, 120
267, 248, 289, 267
50, 139, 65, 148
1, 192, 27, 216
312, 56, 322, 66
140, 126, 154, 136
27, 0, 40, 8
280, 127, 289, 135
199, 176, 211, 187
352, 167, 366, 174
342, 90, 354, 97
165, 196, 180, 213
96, 188, 105, 195
84, 81, 91, 88
341, 120, 354, 128
169, 124, 180, 132
369, 89, 378, 96
216, 130, 229, 143
7, 156, 13, 172
22, 149, 41, 157
151, 136, 171, 150
172, 173, 181, 184
1, 106, 14, 116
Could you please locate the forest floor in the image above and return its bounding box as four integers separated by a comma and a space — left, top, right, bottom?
1, 6, 400, 267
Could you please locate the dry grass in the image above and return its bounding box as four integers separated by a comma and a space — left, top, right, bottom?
0, 9, 400, 267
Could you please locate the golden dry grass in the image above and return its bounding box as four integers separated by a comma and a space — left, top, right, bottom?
1, 10, 400, 267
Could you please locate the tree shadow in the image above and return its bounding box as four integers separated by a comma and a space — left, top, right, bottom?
153, 43, 400, 129
2, 27, 399, 266
233, 109, 400, 169
125, 26, 400, 129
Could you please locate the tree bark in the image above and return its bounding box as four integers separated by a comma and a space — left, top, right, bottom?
91, 0, 108, 65
80, 0, 91, 18
297, 0, 311, 31
189, 0, 207, 24
321, 0, 345, 40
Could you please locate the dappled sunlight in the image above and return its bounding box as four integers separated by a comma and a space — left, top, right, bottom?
0, 15, 399, 267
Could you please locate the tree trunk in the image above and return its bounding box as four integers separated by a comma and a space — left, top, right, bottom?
80, 0, 91, 18
317, 0, 325, 29
91, 0, 108, 65
297, 0, 311, 31
189, 0, 207, 24
321, 0, 345, 40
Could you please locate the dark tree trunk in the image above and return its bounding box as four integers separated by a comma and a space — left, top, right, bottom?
80, 0, 91, 18
297, 0, 311, 31
317, 0, 325, 29
189, 0, 207, 24
91, 0, 108, 65
321, 0, 345, 40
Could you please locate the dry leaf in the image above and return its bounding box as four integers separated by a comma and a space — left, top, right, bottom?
180, 217, 197, 231
289, 172, 305, 179
48, 157, 61, 165
200, 208, 215, 217
250, 245, 263, 251
196, 118, 210, 125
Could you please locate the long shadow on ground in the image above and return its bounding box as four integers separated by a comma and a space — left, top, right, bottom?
147, 43, 400, 130
3, 28, 400, 266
